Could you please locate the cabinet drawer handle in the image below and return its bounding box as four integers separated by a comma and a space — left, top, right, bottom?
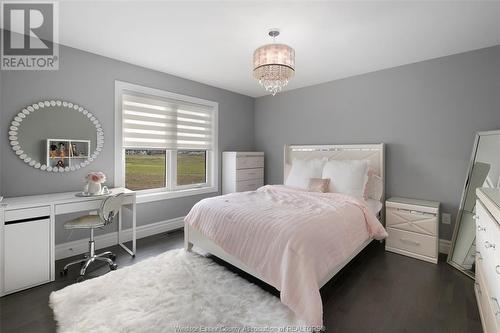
477, 225, 486, 232
496, 265, 500, 275
395, 208, 435, 217
492, 297, 500, 316
400, 238, 420, 246
485, 241, 496, 250
475, 251, 483, 260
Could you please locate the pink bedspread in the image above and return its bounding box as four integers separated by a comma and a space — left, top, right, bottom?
184, 185, 387, 327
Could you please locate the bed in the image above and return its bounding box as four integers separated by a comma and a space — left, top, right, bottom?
184, 144, 388, 327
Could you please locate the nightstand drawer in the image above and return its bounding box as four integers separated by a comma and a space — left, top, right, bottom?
386, 227, 438, 260
236, 168, 263, 181
386, 207, 438, 236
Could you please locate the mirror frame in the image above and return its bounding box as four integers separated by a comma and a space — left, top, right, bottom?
9, 99, 104, 173
447, 129, 500, 279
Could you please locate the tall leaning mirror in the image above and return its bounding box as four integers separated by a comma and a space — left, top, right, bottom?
448, 130, 500, 278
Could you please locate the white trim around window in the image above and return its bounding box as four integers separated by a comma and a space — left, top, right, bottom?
114, 81, 219, 203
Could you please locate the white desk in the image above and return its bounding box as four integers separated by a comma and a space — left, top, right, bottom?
0, 187, 136, 296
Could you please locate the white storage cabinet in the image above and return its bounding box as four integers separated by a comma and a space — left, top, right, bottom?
1, 205, 53, 295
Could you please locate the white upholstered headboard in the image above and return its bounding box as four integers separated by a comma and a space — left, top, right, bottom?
284, 143, 386, 219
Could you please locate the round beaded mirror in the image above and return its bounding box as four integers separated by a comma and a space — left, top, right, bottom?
9, 100, 104, 173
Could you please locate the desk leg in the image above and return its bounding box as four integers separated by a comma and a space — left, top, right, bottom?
118, 207, 123, 245
118, 202, 136, 257
50, 206, 56, 281
132, 200, 136, 255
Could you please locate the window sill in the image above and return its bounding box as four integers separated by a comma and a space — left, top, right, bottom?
136, 186, 218, 204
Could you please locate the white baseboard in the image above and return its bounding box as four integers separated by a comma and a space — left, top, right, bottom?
55, 216, 185, 260
439, 239, 451, 255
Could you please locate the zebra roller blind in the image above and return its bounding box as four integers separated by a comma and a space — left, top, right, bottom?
122, 92, 214, 150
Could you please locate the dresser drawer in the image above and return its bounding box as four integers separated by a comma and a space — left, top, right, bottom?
386, 207, 437, 236
484, 243, 500, 300
476, 200, 500, 297
236, 156, 264, 169
235, 179, 264, 192
236, 168, 263, 181
477, 200, 500, 244
386, 227, 437, 261
476, 261, 500, 333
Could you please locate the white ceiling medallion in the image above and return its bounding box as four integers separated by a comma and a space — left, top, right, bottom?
253, 29, 295, 96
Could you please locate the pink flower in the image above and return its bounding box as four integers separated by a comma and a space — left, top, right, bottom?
86, 171, 106, 184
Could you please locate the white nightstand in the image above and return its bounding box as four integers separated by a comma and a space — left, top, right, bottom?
385, 197, 440, 264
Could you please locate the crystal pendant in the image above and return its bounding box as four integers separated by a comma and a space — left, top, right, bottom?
253, 42, 295, 96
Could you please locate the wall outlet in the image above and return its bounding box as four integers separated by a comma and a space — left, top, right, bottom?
442, 213, 451, 225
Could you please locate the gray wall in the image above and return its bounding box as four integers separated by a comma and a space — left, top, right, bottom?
0, 45, 254, 244
254, 45, 500, 240
3, 43, 500, 244
0, 68, 3, 195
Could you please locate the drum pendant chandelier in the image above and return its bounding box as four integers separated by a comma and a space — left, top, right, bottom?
253, 30, 295, 96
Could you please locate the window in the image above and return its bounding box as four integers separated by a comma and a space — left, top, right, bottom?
115, 81, 218, 202
176, 150, 206, 186
125, 149, 166, 191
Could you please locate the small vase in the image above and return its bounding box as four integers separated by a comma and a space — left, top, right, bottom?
87, 182, 102, 195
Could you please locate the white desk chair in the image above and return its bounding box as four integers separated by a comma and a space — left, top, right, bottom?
61, 193, 125, 282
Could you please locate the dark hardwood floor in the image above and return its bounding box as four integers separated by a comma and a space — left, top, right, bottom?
0, 230, 482, 333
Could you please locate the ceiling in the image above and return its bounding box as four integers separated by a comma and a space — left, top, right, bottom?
58, 1, 500, 97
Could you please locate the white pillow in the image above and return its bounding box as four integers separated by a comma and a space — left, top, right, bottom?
285, 159, 326, 189
322, 159, 369, 198
365, 174, 383, 201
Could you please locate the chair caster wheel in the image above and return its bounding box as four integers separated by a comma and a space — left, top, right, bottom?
110, 263, 118, 270
109, 254, 117, 261
76, 275, 85, 283
60, 268, 68, 276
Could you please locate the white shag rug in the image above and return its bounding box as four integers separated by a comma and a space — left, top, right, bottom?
49, 249, 304, 333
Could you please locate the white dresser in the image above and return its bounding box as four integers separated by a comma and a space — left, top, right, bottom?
475, 188, 500, 333
385, 197, 440, 264
222, 152, 264, 194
